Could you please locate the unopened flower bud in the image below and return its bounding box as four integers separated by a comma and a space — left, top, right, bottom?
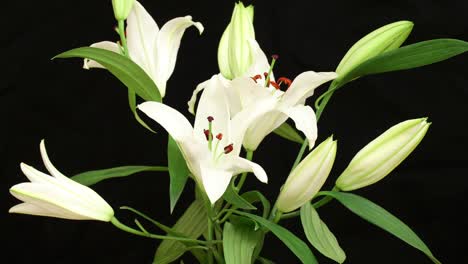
218, 2, 255, 79
277, 136, 337, 213
112, 0, 136, 20
336, 21, 414, 78
336, 118, 430, 191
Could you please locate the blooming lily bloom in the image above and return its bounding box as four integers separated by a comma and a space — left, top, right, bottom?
139, 75, 276, 204
189, 41, 337, 151
9, 140, 114, 221
84, 1, 204, 98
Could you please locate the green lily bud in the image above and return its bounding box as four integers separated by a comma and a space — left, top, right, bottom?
277, 136, 337, 213
218, 2, 255, 79
112, 0, 135, 20
336, 118, 430, 191
336, 21, 414, 78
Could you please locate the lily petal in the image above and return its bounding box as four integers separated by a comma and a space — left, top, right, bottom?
10, 183, 112, 221
223, 156, 268, 183
193, 75, 231, 147
200, 165, 232, 204
281, 71, 337, 106
127, 1, 159, 77
39, 140, 68, 180
281, 105, 318, 150
154, 16, 204, 97
9, 202, 89, 220
188, 79, 208, 115
83, 41, 120, 69
138, 102, 194, 142
243, 39, 272, 80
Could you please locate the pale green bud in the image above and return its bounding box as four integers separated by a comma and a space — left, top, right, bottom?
277, 137, 337, 213
218, 2, 255, 79
336, 21, 414, 78
336, 118, 430, 191
112, 0, 135, 20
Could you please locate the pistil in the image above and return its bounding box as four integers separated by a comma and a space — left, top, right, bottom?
264, 55, 279, 87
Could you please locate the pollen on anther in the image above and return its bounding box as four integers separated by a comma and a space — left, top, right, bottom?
216, 133, 223, 140
251, 74, 262, 83
204, 129, 211, 140
270, 81, 281, 90
277, 77, 292, 88
224, 144, 234, 154
207, 116, 214, 122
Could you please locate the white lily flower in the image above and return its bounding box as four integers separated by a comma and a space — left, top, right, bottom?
139, 75, 276, 204
84, 1, 204, 98
9, 140, 114, 221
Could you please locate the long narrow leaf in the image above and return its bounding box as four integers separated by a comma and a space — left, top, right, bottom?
319, 191, 440, 264
54, 47, 161, 102
233, 211, 317, 264
223, 221, 263, 264
223, 182, 257, 210
168, 136, 190, 213
300, 203, 346, 263
154, 200, 207, 264
72, 166, 168, 186
338, 38, 468, 86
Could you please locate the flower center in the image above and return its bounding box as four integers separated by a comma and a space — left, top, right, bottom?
204, 116, 234, 161
250, 55, 292, 92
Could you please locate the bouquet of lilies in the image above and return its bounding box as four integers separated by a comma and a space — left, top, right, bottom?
8, 0, 468, 263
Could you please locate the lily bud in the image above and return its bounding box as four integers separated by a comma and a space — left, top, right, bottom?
336, 118, 430, 191
336, 21, 414, 78
276, 136, 337, 213
112, 0, 135, 20
218, 2, 255, 79
9, 140, 114, 221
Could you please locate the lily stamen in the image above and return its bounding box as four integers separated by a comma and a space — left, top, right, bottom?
264, 54, 278, 87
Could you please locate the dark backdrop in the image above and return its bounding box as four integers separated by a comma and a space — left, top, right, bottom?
2, 0, 467, 263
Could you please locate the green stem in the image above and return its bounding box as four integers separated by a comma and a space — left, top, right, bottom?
207, 216, 214, 264
235, 150, 254, 191
117, 19, 129, 56
119, 206, 180, 236
289, 82, 338, 173
110, 217, 216, 245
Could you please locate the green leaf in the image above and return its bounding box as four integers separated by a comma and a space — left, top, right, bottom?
168, 136, 190, 213
273, 123, 304, 144
54, 47, 162, 131
257, 257, 276, 264
154, 200, 207, 264
71, 166, 168, 186
223, 221, 263, 264
241, 191, 271, 218
54, 47, 161, 102
300, 203, 346, 263
319, 191, 441, 264
233, 211, 317, 264
337, 38, 468, 86
223, 182, 257, 210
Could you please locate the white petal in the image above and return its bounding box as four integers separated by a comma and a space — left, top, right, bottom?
223, 156, 268, 183
20, 163, 54, 184
243, 39, 272, 79
281, 71, 337, 106
188, 79, 208, 115
281, 105, 318, 150
39, 140, 68, 180
231, 97, 278, 153
127, 1, 159, 79
10, 183, 113, 221
83, 41, 120, 69
138, 102, 194, 141
199, 165, 232, 204
154, 16, 204, 97
193, 75, 231, 147
230, 77, 272, 109
9, 202, 89, 220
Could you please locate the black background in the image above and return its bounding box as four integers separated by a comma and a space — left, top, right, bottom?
2, 0, 467, 263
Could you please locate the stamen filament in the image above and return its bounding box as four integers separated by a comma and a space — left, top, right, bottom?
208, 121, 213, 151
264, 55, 278, 87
